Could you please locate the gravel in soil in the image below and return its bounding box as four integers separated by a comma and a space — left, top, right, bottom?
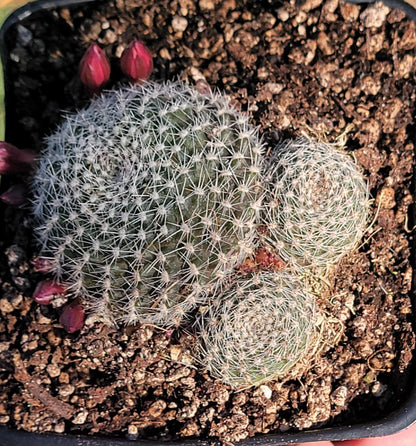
0, 0, 416, 443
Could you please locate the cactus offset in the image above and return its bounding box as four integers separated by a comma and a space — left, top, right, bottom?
195, 271, 319, 388
261, 137, 370, 269
31, 81, 264, 327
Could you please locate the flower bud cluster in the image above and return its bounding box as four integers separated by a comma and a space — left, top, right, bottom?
79, 40, 153, 95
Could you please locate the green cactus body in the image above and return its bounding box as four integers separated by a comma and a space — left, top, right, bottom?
32, 81, 264, 327
262, 137, 370, 269
195, 271, 319, 388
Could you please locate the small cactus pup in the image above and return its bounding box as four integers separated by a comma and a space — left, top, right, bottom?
31, 80, 264, 327
261, 136, 370, 270
194, 271, 320, 389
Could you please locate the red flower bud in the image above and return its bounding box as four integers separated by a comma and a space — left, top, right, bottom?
60, 301, 85, 333
79, 43, 111, 95
31, 257, 54, 273
0, 142, 36, 174
120, 40, 153, 83
0, 183, 27, 206
33, 279, 66, 304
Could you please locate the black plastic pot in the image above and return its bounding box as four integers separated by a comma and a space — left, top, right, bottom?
0, 0, 415, 445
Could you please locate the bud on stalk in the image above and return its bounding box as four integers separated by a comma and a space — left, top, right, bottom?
60, 301, 85, 333
79, 43, 111, 95
0, 184, 27, 206
120, 39, 153, 83
32, 279, 66, 304
0, 142, 36, 174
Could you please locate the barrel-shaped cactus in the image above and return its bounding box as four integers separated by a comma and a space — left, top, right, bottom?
261, 137, 370, 269
195, 271, 319, 388
31, 81, 264, 326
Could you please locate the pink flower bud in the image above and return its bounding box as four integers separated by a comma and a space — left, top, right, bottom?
31, 257, 54, 273
120, 40, 153, 84
79, 43, 111, 95
60, 301, 85, 333
0, 184, 27, 206
33, 279, 66, 304
0, 142, 36, 174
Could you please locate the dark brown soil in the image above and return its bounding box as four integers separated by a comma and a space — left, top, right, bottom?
0, 0, 415, 443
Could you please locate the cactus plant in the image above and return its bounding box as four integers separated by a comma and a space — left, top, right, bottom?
194, 271, 320, 388
31, 80, 264, 327
261, 136, 370, 270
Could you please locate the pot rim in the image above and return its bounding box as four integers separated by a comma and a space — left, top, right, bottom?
0, 0, 415, 444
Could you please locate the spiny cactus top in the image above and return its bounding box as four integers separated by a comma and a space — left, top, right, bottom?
261, 137, 370, 269
194, 271, 319, 388
31, 81, 264, 327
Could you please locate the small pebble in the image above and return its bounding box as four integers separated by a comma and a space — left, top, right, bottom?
10, 50, 20, 63
172, 16, 188, 33
59, 384, 75, 397
372, 381, 387, 397
104, 29, 117, 44
260, 385, 273, 399
54, 422, 66, 433
16, 25, 33, 46
0, 299, 14, 314
199, 0, 215, 10
277, 8, 289, 21
5, 245, 25, 266
360, 2, 390, 28
377, 186, 396, 210
128, 424, 138, 436
159, 48, 171, 60
0, 342, 10, 353
330, 386, 348, 406
47, 363, 61, 378
148, 400, 167, 417
170, 345, 182, 361
72, 410, 88, 425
